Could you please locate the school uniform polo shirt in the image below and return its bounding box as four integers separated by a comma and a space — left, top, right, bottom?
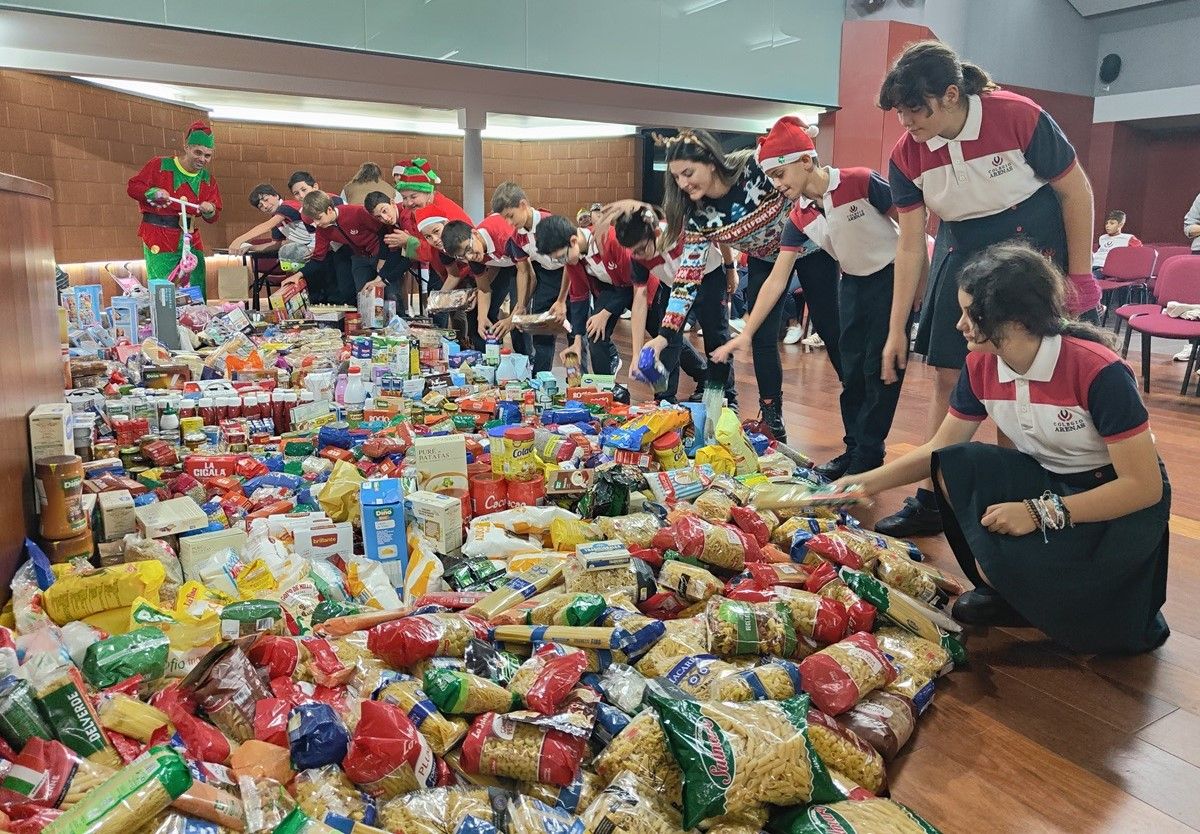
889, 91, 1077, 222
311, 204, 384, 260
507, 209, 563, 272
271, 200, 315, 247
1092, 233, 1144, 269
949, 335, 1150, 474
468, 213, 519, 273
633, 227, 720, 289
781, 168, 898, 277
585, 227, 636, 288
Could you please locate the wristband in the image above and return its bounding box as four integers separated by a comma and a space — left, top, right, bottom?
723, 262, 736, 270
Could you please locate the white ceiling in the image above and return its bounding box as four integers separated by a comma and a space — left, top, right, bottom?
0, 9, 824, 135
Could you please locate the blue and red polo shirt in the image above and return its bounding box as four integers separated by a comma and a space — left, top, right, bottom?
889, 90, 1077, 222
949, 335, 1150, 474
781, 167, 898, 277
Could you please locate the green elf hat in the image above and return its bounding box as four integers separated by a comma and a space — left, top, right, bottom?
395, 157, 440, 193
185, 119, 214, 148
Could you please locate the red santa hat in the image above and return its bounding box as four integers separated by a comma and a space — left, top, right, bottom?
755, 116, 819, 171
414, 200, 472, 232
393, 160, 407, 178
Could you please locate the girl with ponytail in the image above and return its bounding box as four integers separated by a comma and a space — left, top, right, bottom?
870, 40, 1100, 540
837, 243, 1170, 655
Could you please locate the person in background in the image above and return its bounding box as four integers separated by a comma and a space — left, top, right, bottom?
714, 115, 902, 479
341, 162, 397, 207
872, 40, 1097, 538
299, 191, 384, 303
837, 243, 1169, 655
1185, 191, 1200, 253
126, 119, 222, 298
1092, 210, 1142, 279
492, 181, 569, 374
229, 184, 314, 255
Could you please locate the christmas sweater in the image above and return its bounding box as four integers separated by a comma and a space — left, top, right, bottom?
664, 157, 790, 330
126, 156, 222, 252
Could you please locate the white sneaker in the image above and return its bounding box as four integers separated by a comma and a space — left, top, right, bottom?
729, 318, 746, 333
802, 332, 825, 349
685, 322, 692, 333
783, 325, 804, 345
620, 309, 632, 320
1173, 346, 1193, 362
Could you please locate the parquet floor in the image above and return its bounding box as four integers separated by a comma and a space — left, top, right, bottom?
613, 322, 1200, 834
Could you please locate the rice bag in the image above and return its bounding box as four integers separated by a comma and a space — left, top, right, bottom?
799, 633, 896, 716
648, 692, 841, 827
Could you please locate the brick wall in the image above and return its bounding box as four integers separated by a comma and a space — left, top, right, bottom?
0, 71, 638, 264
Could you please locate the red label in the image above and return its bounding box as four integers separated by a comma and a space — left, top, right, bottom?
184, 454, 246, 482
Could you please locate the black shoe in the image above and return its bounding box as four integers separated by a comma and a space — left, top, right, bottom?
844, 456, 884, 476
875, 491, 943, 537
686, 387, 704, 403
815, 451, 854, 481
951, 587, 1027, 626
759, 398, 787, 444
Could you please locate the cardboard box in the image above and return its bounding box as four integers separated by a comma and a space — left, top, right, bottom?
269, 280, 309, 321
293, 522, 354, 561
179, 527, 247, 578
360, 479, 408, 590
412, 434, 468, 500
408, 490, 463, 557
97, 540, 125, 567
149, 280, 181, 351
29, 403, 73, 468
135, 496, 208, 539
109, 297, 140, 343
97, 490, 136, 542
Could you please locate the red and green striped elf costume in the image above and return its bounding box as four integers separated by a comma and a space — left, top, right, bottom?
126, 120, 223, 297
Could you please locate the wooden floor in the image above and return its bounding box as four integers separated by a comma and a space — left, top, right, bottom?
612, 322, 1200, 834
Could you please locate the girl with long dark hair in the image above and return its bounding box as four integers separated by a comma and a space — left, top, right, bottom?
871, 41, 1100, 539
839, 244, 1169, 654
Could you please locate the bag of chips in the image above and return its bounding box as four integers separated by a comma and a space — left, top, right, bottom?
649, 692, 841, 827
800, 633, 897, 716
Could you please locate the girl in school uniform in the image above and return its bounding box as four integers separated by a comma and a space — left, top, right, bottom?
841, 244, 1169, 655
872, 41, 1100, 539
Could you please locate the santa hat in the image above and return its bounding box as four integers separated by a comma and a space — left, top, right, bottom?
755, 116, 819, 170
392, 160, 407, 178
395, 157, 441, 193
185, 120, 214, 149
414, 200, 472, 232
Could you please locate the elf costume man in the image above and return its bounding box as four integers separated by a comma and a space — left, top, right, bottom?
127, 120, 223, 297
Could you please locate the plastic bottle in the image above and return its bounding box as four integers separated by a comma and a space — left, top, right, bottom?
485, 337, 501, 366
344, 366, 366, 427
159, 402, 180, 444
199, 396, 218, 426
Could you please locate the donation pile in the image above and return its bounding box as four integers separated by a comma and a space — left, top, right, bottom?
13, 285, 969, 833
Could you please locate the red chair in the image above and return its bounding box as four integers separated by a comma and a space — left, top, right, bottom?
1118, 254, 1194, 355
1097, 246, 1157, 331
1124, 257, 1200, 394
1147, 246, 1193, 295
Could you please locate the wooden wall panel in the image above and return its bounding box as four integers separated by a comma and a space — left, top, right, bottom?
0, 172, 68, 595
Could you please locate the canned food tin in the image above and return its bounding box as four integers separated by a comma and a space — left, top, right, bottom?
471, 473, 508, 517
506, 474, 545, 508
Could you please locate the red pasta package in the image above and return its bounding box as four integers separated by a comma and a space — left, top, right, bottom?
253, 698, 292, 748
459, 712, 588, 787
152, 683, 231, 764
774, 586, 849, 645
804, 533, 865, 571
805, 561, 876, 634
367, 613, 489, 669
800, 633, 897, 716
747, 562, 809, 588
652, 515, 759, 572
729, 505, 771, 547
508, 646, 588, 714
248, 635, 301, 679
342, 700, 440, 799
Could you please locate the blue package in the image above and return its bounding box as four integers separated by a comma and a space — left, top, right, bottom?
263, 454, 286, 472
133, 492, 159, 507
244, 472, 303, 492
541, 406, 593, 426
180, 521, 225, 537
593, 703, 632, 747
24, 539, 55, 591
600, 426, 647, 452
287, 702, 349, 770
318, 423, 356, 450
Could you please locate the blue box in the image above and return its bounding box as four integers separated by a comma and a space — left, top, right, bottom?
360, 478, 408, 593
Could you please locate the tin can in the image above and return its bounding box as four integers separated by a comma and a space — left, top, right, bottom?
119, 445, 142, 469
179, 416, 205, 437
506, 474, 545, 508
471, 473, 508, 517
652, 431, 688, 471
504, 426, 537, 480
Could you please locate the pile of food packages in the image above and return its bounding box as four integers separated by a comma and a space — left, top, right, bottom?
12, 290, 969, 834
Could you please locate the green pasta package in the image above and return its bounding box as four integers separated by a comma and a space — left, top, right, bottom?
647, 691, 843, 828
771, 799, 943, 834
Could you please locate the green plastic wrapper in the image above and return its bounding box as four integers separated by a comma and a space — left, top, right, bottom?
526, 593, 607, 627
311, 600, 367, 625
770, 800, 943, 834
219, 599, 284, 639
42, 745, 193, 834
82, 627, 170, 689
836, 568, 967, 667
648, 690, 842, 828
0, 675, 55, 749
284, 439, 316, 457
423, 668, 519, 714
